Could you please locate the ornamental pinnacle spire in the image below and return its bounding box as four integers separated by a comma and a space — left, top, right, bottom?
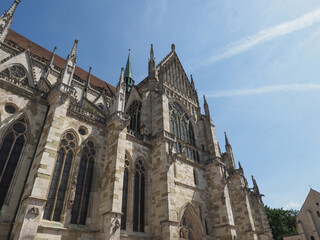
0, 0, 21, 43
124, 49, 133, 93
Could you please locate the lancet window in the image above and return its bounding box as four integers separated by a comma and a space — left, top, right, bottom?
121, 155, 130, 230
127, 101, 141, 133
133, 159, 145, 232
0, 117, 27, 209
71, 140, 95, 225
44, 132, 76, 222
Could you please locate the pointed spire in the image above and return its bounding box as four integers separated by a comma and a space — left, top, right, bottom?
252, 175, 261, 197
79, 66, 91, 105
48, 46, 57, 67
238, 161, 243, 171
224, 132, 231, 147
203, 95, 210, 118
6, 0, 21, 16
68, 39, 78, 60
124, 49, 132, 79
171, 43, 175, 52
118, 67, 125, 87
190, 74, 195, 89
0, 0, 21, 43
150, 43, 154, 60
60, 39, 78, 86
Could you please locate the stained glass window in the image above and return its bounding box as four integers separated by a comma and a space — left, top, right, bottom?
71, 140, 95, 225
121, 155, 130, 230
127, 101, 142, 132
133, 159, 145, 232
43, 132, 76, 222
0, 118, 26, 209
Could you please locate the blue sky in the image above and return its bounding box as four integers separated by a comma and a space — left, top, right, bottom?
2, 0, 320, 210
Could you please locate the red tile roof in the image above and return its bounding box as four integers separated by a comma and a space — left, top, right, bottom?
5, 29, 116, 96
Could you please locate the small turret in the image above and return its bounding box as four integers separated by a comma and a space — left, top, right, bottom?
0, 0, 21, 43
79, 67, 91, 105
124, 50, 133, 94
60, 39, 78, 86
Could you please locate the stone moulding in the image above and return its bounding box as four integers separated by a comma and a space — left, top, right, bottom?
68, 104, 106, 125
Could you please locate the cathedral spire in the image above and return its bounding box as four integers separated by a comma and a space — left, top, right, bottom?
67, 39, 78, 62
0, 0, 21, 43
79, 67, 91, 105
150, 43, 154, 60
124, 49, 133, 93
48, 46, 57, 67
124, 49, 132, 79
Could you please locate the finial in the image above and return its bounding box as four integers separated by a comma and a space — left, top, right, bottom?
171, 43, 175, 52
190, 74, 195, 88
70, 39, 78, 56
27, 43, 32, 51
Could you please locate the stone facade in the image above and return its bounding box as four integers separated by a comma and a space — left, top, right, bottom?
283, 189, 320, 240
0, 1, 273, 239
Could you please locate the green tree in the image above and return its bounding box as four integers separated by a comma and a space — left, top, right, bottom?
265, 205, 299, 240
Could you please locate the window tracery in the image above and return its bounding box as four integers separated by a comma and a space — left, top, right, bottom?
0, 65, 28, 85
127, 101, 141, 133
44, 132, 76, 222
71, 140, 95, 225
121, 155, 130, 230
133, 159, 145, 232
169, 102, 199, 162
0, 117, 27, 209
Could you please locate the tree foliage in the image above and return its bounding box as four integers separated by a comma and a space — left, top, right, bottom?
265, 205, 299, 240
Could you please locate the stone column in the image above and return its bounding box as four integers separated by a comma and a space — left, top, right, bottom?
97, 112, 128, 240
206, 159, 238, 240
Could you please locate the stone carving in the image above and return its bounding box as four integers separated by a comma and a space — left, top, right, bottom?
28, 206, 40, 216
111, 218, 120, 236
68, 168, 78, 208
168, 142, 178, 164
179, 217, 191, 240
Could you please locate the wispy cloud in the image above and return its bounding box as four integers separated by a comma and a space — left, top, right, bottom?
283, 202, 301, 210
205, 83, 320, 98
200, 7, 320, 67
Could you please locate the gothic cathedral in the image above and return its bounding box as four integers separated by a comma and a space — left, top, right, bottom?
0, 1, 273, 240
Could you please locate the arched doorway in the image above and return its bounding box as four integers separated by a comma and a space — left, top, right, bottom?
179, 202, 206, 240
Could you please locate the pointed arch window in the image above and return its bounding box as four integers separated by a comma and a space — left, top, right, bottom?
44, 132, 76, 222
127, 101, 142, 132
71, 140, 95, 225
0, 117, 27, 209
0, 65, 28, 86
121, 155, 130, 230
133, 159, 145, 232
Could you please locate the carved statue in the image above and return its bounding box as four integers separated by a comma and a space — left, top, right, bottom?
68, 167, 78, 208
179, 217, 191, 240
168, 142, 178, 164
111, 219, 120, 236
